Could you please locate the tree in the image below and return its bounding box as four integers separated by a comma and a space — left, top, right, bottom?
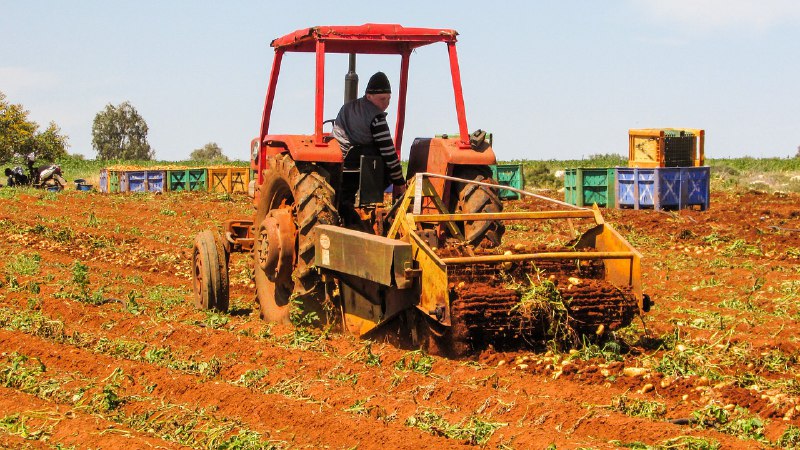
190, 142, 229, 162
34, 122, 70, 163
92, 101, 153, 160
0, 91, 69, 164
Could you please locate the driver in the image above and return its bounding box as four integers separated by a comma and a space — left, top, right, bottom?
332, 72, 406, 203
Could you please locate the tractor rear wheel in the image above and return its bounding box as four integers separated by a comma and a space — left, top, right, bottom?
451, 165, 505, 247
253, 154, 340, 324
192, 230, 229, 312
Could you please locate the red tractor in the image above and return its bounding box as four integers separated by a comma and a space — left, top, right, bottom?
192, 24, 646, 355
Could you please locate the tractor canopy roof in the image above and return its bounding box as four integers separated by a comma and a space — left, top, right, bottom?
270, 23, 459, 54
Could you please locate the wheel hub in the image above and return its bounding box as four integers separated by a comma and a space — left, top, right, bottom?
257, 208, 296, 282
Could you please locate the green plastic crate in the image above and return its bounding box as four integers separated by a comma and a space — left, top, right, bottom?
490, 164, 524, 200
99, 169, 120, 193
564, 168, 616, 208
168, 169, 207, 191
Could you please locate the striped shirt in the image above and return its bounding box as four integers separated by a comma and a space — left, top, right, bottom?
370, 116, 404, 185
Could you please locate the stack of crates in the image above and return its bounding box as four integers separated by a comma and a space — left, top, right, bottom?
562, 128, 711, 211
100, 166, 247, 194
622, 128, 709, 210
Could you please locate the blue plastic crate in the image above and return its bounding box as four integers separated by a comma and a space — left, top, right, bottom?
146, 170, 166, 192
99, 169, 108, 193
683, 167, 711, 208
125, 171, 147, 192
616, 167, 709, 210
122, 170, 166, 193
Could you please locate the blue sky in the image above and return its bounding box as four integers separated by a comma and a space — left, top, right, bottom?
2, 0, 799, 161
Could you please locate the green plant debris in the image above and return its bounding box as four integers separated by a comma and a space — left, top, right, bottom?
611, 436, 721, 449
721, 239, 763, 257
343, 397, 374, 415
645, 345, 723, 381
0, 307, 223, 379
510, 272, 577, 347
235, 368, 270, 389
0, 411, 61, 441
569, 336, 626, 362
394, 350, 435, 375
405, 410, 506, 446
778, 425, 800, 448
691, 404, 767, 444
346, 341, 382, 367
53, 260, 104, 304
265, 377, 311, 401
609, 394, 667, 419
0, 352, 284, 449
4, 253, 41, 277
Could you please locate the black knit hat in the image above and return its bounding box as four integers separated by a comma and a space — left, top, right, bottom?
365, 72, 391, 94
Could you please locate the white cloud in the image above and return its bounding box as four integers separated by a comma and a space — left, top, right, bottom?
636, 0, 800, 31
0, 67, 59, 93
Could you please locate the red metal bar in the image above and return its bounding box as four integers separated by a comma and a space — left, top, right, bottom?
259, 49, 283, 143
447, 42, 470, 149
314, 41, 326, 146
394, 50, 411, 158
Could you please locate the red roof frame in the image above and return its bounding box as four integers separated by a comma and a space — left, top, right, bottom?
258, 24, 471, 165
270, 24, 459, 54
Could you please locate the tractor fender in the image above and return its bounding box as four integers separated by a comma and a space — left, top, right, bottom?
406, 137, 497, 201
251, 135, 344, 206
261, 135, 343, 163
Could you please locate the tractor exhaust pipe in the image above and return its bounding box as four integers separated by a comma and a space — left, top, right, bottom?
344, 53, 358, 104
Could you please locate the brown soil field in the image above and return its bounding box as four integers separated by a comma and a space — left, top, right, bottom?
1, 187, 799, 449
